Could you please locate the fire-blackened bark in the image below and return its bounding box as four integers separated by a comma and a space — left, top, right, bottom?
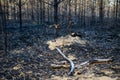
99, 0, 103, 24
0, 0, 7, 55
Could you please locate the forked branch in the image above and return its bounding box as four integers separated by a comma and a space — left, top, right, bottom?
55, 47, 75, 76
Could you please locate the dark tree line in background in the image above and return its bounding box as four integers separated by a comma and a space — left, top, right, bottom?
0, 0, 120, 55
4, 0, 120, 26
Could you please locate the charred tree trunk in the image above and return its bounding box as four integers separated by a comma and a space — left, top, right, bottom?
99, 0, 103, 24
47, 2, 50, 22
115, 0, 119, 22
68, 0, 72, 33
39, 0, 43, 24
19, 0, 22, 30
83, 0, 86, 26
119, 0, 120, 21
91, 0, 95, 25
6, 0, 9, 19
107, 0, 110, 20
54, 0, 58, 24
42, 2, 46, 23
74, 0, 77, 18
37, 0, 40, 24
0, 0, 7, 55
78, 0, 81, 23
13, 1, 17, 20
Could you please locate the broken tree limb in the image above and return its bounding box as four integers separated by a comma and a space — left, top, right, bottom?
76, 58, 113, 69
55, 47, 75, 76
51, 64, 70, 69
51, 61, 69, 69
51, 58, 113, 73
89, 58, 113, 65
51, 58, 113, 69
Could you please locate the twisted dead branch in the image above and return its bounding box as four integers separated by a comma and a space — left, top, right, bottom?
55, 47, 75, 76
55, 47, 113, 76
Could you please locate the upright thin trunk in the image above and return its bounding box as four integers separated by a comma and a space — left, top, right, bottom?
119, 0, 120, 18
83, 0, 86, 26
99, 0, 103, 24
26, 2, 29, 20
0, 0, 7, 55
116, 0, 119, 21
78, 0, 81, 23
42, 2, 45, 23
54, 0, 58, 24
31, 3, 34, 21
39, 0, 42, 24
113, 0, 116, 21
107, 5, 110, 19
6, 0, 9, 19
47, 3, 50, 22
68, 0, 71, 22
13, 1, 16, 20
37, 0, 40, 24
19, 0, 22, 30
91, 0, 95, 25
74, 0, 77, 17
68, 0, 72, 33
61, 6, 64, 25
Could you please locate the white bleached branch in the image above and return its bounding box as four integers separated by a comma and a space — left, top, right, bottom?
55, 47, 75, 76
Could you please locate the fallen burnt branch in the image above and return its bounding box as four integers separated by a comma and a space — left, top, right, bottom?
76, 58, 113, 69
51, 58, 112, 69
55, 47, 75, 76
52, 48, 113, 76
51, 63, 70, 69
51, 61, 69, 69
89, 58, 113, 65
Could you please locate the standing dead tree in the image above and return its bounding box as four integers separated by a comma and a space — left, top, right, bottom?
40, 0, 65, 36
13, 0, 28, 30
115, 0, 119, 22
0, 0, 7, 55
99, 0, 104, 24
40, 0, 65, 24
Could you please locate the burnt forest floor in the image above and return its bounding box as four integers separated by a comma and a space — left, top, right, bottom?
0, 23, 120, 80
